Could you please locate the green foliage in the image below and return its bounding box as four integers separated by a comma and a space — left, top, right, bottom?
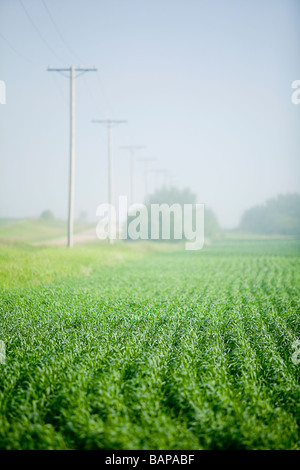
0, 218, 93, 244
203, 207, 220, 238
148, 186, 196, 206
124, 186, 220, 242
78, 211, 88, 222
0, 239, 299, 449
40, 210, 55, 221
239, 193, 300, 236
0, 242, 166, 289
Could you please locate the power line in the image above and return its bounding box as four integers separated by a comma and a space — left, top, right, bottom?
19, 0, 63, 64
41, 0, 82, 62
150, 169, 164, 191
0, 32, 36, 65
154, 169, 169, 189
120, 146, 146, 205
95, 73, 116, 117
39, 0, 130, 138
48, 66, 97, 248
49, 72, 69, 106
138, 157, 156, 203
92, 120, 127, 244
40, 0, 118, 120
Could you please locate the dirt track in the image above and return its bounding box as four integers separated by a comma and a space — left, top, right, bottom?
32, 228, 98, 246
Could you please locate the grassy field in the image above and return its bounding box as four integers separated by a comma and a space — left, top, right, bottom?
0, 218, 93, 244
0, 237, 299, 450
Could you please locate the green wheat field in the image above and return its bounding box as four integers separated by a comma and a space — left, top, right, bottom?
0, 234, 299, 450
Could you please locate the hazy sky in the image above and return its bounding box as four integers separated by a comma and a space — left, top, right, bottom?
0, 0, 300, 228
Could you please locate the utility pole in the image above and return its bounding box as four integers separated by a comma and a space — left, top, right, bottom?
120, 146, 146, 205
138, 157, 156, 204
161, 169, 169, 188
47, 66, 97, 248
92, 119, 127, 244
168, 172, 177, 188
151, 168, 168, 190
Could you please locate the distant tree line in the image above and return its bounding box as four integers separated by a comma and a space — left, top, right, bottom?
125, 186, 220, 241
239, 193, 300, 236
40, 210, 54, 221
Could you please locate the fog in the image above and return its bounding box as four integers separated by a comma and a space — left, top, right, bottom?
0, 0, 300, 229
